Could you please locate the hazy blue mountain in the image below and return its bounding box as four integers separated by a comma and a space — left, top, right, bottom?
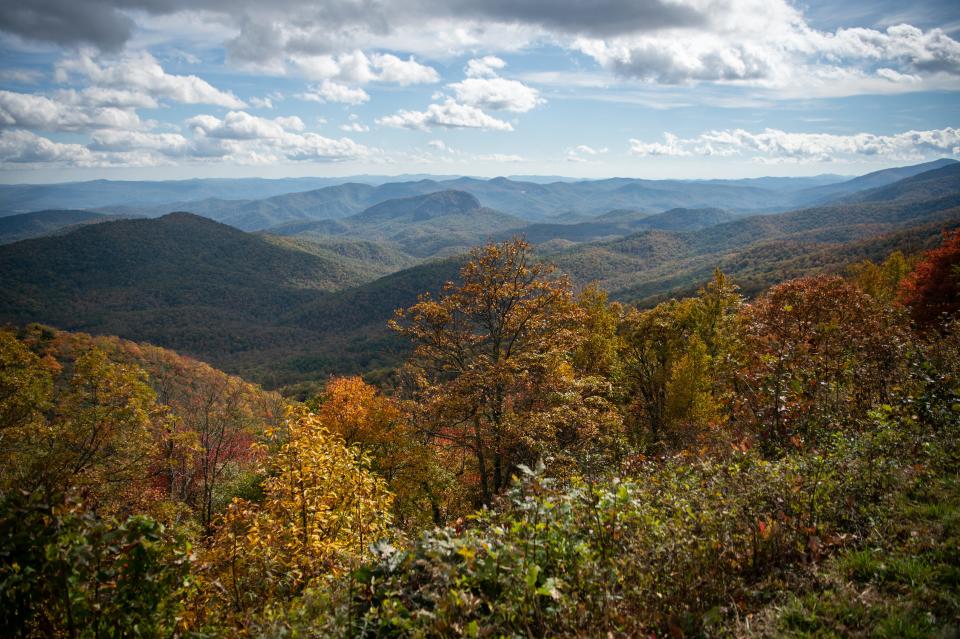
839, 162, 960, 204
789, 158, 959, 205
495, 207, 736, 245
0, 174, 467, 215
9, 160, 953, 229
266, 190, 526, 257
548, 163, 960, 303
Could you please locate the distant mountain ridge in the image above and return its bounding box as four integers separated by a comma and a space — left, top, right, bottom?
7, 159, 954, 230
0, 209, 123, 245
264, 190, 525, 258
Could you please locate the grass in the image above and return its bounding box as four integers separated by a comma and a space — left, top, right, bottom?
735, 449, 960, 639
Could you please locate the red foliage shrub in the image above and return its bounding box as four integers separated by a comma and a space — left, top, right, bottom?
899, 229, 960, 328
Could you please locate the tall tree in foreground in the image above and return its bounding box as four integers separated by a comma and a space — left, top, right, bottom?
313, 376, 451, 529
391, 239, 619, 506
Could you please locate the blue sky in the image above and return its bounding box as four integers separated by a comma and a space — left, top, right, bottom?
0, 0, 958, 182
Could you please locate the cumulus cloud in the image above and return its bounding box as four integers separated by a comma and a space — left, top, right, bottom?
3, 0, 956, 99
629, 127, 960, 162
297, 80, 370, 105
447, 77, 544, 112
574, 1, 960, 91
340, 122, 369, 132
465, 55, 507, 78
0, 90, 142, 132
371, 53, 439, 85
0, 129, 94, 165
87, 129, 192, 156
186, 111, 371, 163
186, 111, 303, 140
629, 133, 690, 156
376, 99, 514, 131
289, 49, 438, 85
55, 51, 246, 108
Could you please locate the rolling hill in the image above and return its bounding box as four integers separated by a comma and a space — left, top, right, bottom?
548, 163, 960, 303
0, 212, 462, 387
2, 162, 959, 390
0, 209, 121, 244
12, 160, 947, 232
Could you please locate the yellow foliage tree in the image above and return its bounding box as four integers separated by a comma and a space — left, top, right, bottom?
0, 330, 158, 514
197, 407, 393, 625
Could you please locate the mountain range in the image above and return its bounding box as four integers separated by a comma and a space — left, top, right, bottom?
4, 160, 953, 235
1, 159, 958, 389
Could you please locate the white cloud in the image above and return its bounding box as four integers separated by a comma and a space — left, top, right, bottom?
566, 144, 609, 162
290, 49, 438, 86
298, 80, 370, 105
186, 111, 303, 140
88, 130, 192, 156
186, 110, 372, 163
0, 129, 94, 165
447, 77, 544, 112
376, 99, 514, 131
340, 122, 369, 132
55, 50, 245, 108
249, 96, 274, 109
465, 55, 507, 78
629, 132, 690, 156
475, 153, 524, 162
370, 53, 439, 85
629, 127, 960, 162
573, 1, 960, 94
0, 90, 142, 132
574, 144, 607, 155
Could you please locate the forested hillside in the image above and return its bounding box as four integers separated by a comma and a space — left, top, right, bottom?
550, 164, 960, 303
3, 232, 958, 637
0, 209, 120, 244
2, 164, 958, 390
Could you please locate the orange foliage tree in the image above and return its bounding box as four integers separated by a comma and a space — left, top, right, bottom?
313, 376, 450, 529
391, 239, 621, 506
731, 276, 909, 453
899, 228, 960, 328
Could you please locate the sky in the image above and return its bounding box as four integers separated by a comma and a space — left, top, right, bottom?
0, 0, 959, 183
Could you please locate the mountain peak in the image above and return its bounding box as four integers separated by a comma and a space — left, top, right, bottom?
355, 189, 482, 222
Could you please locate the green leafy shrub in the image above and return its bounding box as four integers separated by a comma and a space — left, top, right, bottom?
0, 490, 193, 638
262, 412, 921, 638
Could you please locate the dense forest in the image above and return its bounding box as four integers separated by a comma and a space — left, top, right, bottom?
2, 228, 958, 637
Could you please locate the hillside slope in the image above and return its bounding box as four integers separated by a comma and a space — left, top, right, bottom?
549, 164, 960, 302
0, 209, 118, 244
